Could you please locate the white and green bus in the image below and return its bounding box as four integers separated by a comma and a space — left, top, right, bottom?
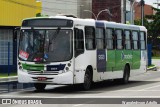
17, 15, 147, 91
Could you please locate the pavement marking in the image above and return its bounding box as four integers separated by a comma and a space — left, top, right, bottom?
73, 100, 95, 107
117, 90, 160, 92
1, 95, 160, 98
73, 104, 84, 107
73, 100, 96, 107
138, 84, 160, 91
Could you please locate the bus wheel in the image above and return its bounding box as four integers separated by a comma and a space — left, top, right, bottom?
34, 83, 46, 91
122, 65, 130, 84
83, 69, 92, 90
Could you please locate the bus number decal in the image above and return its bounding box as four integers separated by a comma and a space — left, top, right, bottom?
97, 50, 106, 72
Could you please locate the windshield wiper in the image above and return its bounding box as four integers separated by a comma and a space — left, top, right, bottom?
50, 27, 61, 44
47, 27, 61, 51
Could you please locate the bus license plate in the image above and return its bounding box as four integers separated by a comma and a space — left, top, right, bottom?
37, 77, 47, 81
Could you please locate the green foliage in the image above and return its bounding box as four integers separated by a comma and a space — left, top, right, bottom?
134, 7, 160, 46
36, 13, 49, 17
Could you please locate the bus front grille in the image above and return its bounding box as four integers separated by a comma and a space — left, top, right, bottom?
28, 71, 59, 75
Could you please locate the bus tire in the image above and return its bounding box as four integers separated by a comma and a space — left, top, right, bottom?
122, 65, 130, 84
83, 69, 92, 90
34, 83, 46, 91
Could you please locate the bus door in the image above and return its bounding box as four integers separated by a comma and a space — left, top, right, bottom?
74, 26, 85, 82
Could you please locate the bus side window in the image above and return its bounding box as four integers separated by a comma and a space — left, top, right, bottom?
85, 27, 96, 50
115, 29, 123, 49
140, 32, 146, 50
105, 28, 114, 49
132, 31, 139, 50
96, 28, 105, 49
74, 28, 84, 57
124, 30, 131, 50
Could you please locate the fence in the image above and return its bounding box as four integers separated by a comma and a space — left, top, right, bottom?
0, 41, 17, 75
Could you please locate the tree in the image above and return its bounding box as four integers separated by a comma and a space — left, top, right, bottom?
36, 13, 49, 17
135, 7, 160, 48
146, 7, 160, 47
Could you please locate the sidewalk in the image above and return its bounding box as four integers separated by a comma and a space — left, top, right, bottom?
147, 65, 157, 71
0, 76, 17, 83
0, 76, 34, 93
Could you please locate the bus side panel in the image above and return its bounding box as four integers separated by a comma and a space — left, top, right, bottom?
123, 50, 133, 68
115, 50, 124, 71
74, 51, 97, 83
130, 50, 147, 76
106, 50, 115, 71
132, 50, 141, 69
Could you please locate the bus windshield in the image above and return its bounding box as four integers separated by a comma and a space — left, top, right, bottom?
18, 29, 73, 62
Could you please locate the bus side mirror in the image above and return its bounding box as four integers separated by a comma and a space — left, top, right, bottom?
14, 27, 20, 42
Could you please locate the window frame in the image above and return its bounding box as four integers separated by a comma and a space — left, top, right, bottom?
124, 29, 132, 50
115, 28, 124, 50
85, 26, 96, 50
132, 30, 140, 50
139, 31, 146, 50
105, 27, 115, 50
95, 27, 105, 49
74, 28, 84, 57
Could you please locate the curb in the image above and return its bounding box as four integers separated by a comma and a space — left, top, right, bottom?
147, 66, 157, 71
0, 76, 18, 83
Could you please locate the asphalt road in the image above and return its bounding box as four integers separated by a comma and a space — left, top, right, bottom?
1, 59, 160, 107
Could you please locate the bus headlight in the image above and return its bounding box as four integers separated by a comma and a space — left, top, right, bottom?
68, 63, 71, 67
65, 67, 69, 71
19, 66, 22, 70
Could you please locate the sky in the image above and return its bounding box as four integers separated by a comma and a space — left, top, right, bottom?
137, 0, 159, 7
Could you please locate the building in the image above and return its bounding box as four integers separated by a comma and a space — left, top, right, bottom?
0, 0, 41, 73
92, 0, 122, 22
41, 0, 92, 18
134, 2, 154, 20
41, 0, 130, 23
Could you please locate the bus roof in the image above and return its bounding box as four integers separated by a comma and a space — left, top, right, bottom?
22, 15, 147, 31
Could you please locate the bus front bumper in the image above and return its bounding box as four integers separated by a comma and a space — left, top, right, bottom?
18, 71, 74, 84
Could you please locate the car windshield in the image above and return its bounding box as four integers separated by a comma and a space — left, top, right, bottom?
18, 29, 73, 62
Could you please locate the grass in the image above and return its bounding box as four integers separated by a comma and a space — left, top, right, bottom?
152, 57, 160, 59
148, 64, 156, 68
0, 72, 17, 78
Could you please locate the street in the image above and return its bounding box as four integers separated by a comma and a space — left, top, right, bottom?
0, 59, 160, 107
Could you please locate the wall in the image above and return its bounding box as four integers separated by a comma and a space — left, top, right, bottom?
41, 0, 78, 17
134, 3, 153, 20
0, 0, 41, 26
92, 0, 121, 22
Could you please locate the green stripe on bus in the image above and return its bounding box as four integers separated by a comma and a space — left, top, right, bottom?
107, 50, 140, 71
22, 63, 44, 71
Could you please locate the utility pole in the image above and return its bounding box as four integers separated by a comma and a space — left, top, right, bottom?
141, 0, 145, 26
130, 0, 136, 24
123, 0, 126, 24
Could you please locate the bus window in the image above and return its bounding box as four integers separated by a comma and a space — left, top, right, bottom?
140, 32, 146, 50
96, 28, 105, 49
105, 28, 114, 49
116, 29, 123, 49
124, 30, 131, 50
74, 28, 84, 57
85, 27, 95, 50
132, 31, 139, 50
